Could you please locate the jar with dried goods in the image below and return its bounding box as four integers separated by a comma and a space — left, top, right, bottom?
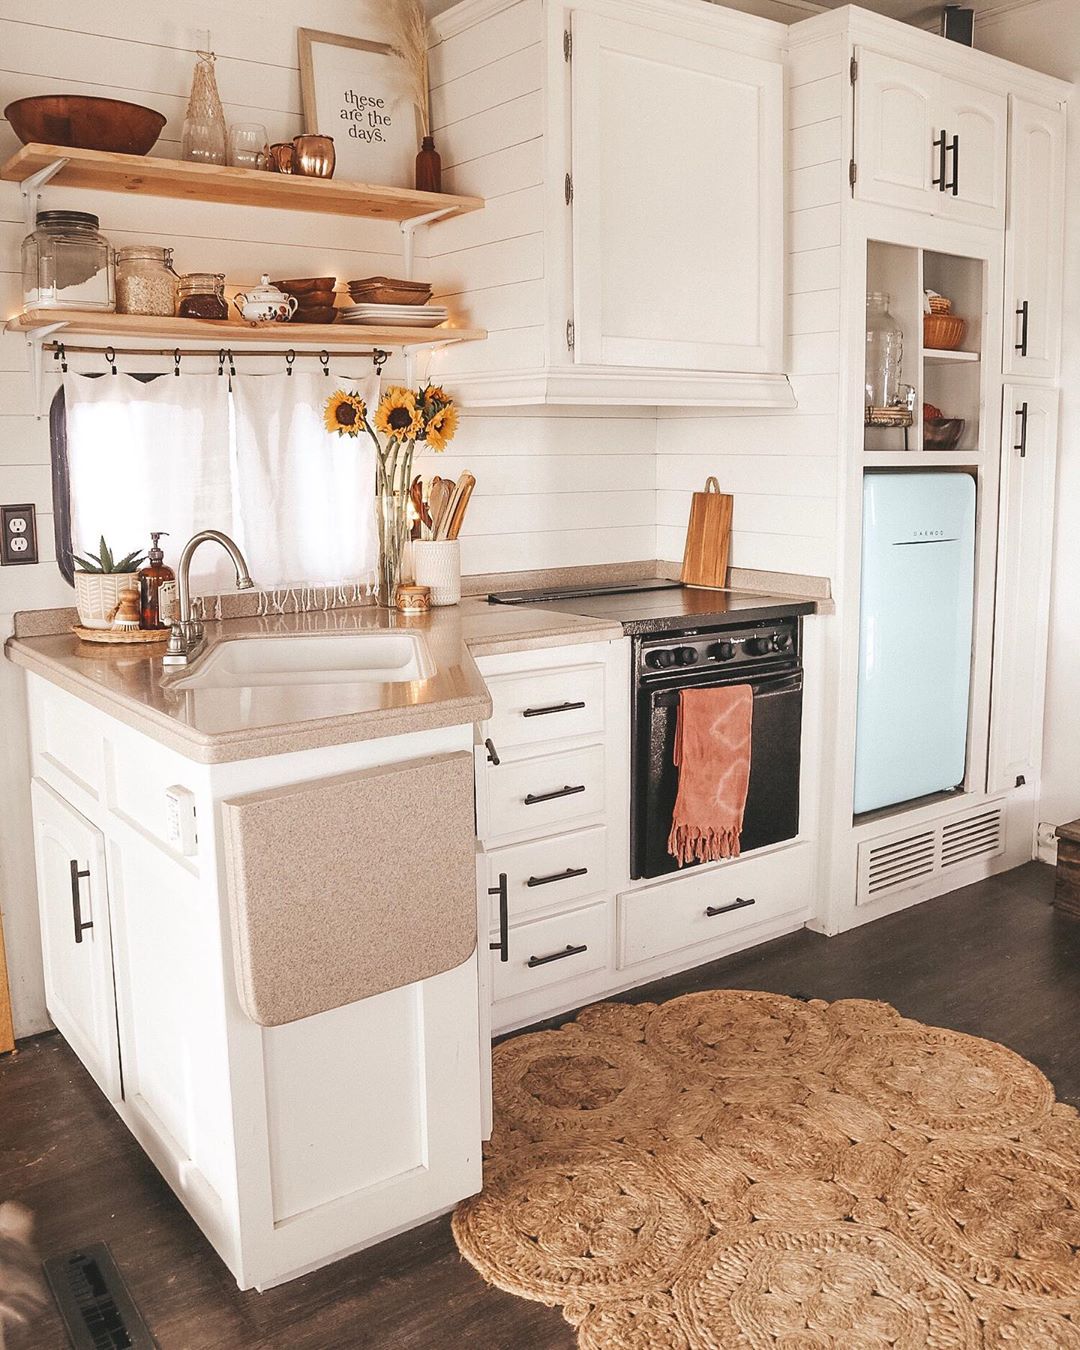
177, 272, 228, 321
22, 210, 114, 311
116, 246, 178, 316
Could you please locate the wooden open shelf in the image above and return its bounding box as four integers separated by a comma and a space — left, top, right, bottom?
1, 143, 484, 224
8, 309, 486, 350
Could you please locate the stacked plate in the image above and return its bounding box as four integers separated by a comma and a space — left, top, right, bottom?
339, 303, 448, 329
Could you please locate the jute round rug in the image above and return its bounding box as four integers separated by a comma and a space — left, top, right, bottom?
452, 990, 1080, 1348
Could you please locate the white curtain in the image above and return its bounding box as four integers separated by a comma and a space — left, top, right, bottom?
231, 371, 379, 589
63, 373, 235, 590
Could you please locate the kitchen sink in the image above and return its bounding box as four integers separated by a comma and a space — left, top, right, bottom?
167, 632, 436, 690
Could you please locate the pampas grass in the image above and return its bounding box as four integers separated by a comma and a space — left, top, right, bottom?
387, 0, 431, 137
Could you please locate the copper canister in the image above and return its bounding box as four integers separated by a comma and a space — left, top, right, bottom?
292, 134, 336, 178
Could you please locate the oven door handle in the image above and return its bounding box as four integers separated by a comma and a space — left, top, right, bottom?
649, 672, 803, 707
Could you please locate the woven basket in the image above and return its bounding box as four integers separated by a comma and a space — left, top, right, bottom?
928, 295, 953, 315
924, 313, 967, 350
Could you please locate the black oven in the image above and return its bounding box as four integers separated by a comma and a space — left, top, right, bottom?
630, 618, 803, 880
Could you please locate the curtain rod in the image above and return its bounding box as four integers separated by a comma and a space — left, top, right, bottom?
43, 342, 390, 362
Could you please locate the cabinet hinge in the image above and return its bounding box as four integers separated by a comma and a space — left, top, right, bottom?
564, 28, 572, 61
849, 159, 858, 188
850, 55, 858, 84
566, 318, 575, 350
564, 172, 573, 205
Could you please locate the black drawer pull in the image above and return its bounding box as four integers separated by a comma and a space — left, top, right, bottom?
1016, 300, 1030, 356
524, 784, 586, 806
946, 132, 959, 195
484, 737, 501, 766
522, 700, 586, 718
527, 943, 588, 968
932, 130, 947, 190
526, 866, 589, 889
69, 859, 93, 944
705, 896, 757, 919
488, 874, 509, 962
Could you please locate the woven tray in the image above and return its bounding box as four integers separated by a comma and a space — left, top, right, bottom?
72, 625, 170, 645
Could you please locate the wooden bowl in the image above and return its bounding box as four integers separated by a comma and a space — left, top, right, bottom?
5, 95, 167, 155
347, 277, 433, 305
924, 417, 965, 451
272, 277, 336, 295
286, 288, 336, 308
291, 307, 338, 325
924, 313, 967, 350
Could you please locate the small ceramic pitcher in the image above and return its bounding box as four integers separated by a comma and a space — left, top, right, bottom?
232, 274, 298, 323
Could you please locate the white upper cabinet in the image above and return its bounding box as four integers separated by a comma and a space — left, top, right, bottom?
569, 11, 782, 373
1003, 96, 1066, 380
854, 49, 1006, 228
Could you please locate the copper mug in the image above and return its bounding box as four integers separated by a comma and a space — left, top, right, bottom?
292, 134, 336, 179
267, 142, 294, 173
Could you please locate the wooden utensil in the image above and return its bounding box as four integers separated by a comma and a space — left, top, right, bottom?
681, 476, 733, 590
429, 478, 452, 538
437, 473, 475, 541
409, 475, 431, 540
446, 474, 476, 541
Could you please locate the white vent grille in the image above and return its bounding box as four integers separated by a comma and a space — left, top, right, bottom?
857, 802, 1006, 906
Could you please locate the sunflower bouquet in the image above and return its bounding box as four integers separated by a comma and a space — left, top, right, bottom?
324, 382, 459, 605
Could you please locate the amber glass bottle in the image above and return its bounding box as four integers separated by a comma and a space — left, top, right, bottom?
415, 136, 442, 193
139, 532, 175, 629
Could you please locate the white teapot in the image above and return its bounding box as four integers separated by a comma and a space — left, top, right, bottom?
232, 275, 298, 323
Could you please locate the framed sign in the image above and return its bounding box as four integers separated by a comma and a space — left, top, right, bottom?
298, 28, 420, 188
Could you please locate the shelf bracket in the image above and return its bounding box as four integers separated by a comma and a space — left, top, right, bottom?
24, 321, 69, 418
399, 208, 457, 281
20, 158, 70, 232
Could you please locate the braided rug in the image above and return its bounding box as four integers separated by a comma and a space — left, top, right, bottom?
452, 990, 1080, 1348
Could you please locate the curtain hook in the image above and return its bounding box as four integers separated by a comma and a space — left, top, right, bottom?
319, 350, 330, 377
227, 349, 236, 377
372, 348, 389, 372
174, 348, 182, 377
104, 346, 117, 375
60, 342, 68, 373
218, 348, 226, 377
285, 349, 296, 377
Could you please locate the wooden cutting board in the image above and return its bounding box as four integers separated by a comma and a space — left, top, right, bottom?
681, 477, 733, 589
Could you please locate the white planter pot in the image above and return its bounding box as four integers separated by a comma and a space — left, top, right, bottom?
74, 572, 140, 629
412, 541, 461, 606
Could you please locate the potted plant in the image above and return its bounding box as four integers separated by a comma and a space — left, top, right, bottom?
73, 536, 146, 629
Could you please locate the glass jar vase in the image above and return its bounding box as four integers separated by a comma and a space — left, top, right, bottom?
116, 246, 178, 316
177, 273, 228, 321
22, 210, 114, 311
865, 292, 905, 412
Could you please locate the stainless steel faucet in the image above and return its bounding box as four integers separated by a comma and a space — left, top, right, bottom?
162, 530, 255, 667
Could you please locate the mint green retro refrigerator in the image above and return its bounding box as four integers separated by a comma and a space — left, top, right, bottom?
854, 472, 977, 816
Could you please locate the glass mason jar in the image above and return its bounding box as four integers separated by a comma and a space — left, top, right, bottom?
22, 210, 114, 311
115, 246, 178, 316
177, 272, 228, 320
865, 292, 905, 411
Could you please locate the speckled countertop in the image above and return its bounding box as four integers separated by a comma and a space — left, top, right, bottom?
5, 600, 623, 764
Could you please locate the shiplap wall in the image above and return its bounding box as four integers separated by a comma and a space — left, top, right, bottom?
0, 0, 657, 1036
656, 31, 845, 577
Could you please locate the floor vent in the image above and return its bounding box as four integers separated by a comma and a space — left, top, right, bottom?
857, 801, 1006, 906
43, 1243, 157, 1349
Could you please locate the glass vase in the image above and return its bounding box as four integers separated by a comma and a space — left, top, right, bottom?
182, 51, 227, 165
374, 440, 415, 608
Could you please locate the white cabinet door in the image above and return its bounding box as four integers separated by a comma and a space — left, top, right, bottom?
854, 50, 940, 215
30, 778, 121, 1100
987, 386, 1059, 794
570, 11, 782, 373
1004, 96, 1066, 380
937, 79, 1007, 228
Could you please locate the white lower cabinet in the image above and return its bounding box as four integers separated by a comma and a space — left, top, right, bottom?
30, 778, 121, 1103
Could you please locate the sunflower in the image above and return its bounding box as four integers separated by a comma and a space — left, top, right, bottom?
423, 402, 459, 452
374, 386, 423, 440
323, 389, 367, 437
419, 384, 451, 414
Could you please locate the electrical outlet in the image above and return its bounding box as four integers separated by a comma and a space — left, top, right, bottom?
1037, 822, 1058, 851
1, 504, 38, 565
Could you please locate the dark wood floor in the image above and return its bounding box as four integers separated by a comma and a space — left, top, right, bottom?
3, 862, 1077, 1350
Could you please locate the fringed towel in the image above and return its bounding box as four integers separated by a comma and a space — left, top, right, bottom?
667, 684, 753, 867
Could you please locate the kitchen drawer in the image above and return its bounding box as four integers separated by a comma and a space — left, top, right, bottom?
478, 744, 605, 842
483, 826, 608, 926
484, 664, 606, 751
618, 843, 811, 968
491, 901, 609, 1003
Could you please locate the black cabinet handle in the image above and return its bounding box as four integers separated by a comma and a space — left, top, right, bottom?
69, 859, 92, 944
526, 866, 589, 889
1015, 402, 1029, 458
705, 896, 757, 919
484, 737, 500, 766
527, 943, 588, 969
946, 133, 959, 195
932, 131, 947, 190
488, 873, 509, 962
524, 784, 586, 806
522, 700, 586, 719
1016, 301, 1030, 357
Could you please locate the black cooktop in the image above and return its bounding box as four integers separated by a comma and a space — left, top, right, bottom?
487, 580, 816, 636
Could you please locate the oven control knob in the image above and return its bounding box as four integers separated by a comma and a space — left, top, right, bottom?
746, 636, 773, 656
647, 649, 675, 668
711, 641, 736, 662
772, 632, 792, 652
676, 646, 699, 666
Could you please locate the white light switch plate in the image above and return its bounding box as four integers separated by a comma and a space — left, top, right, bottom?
166, 785, 198, 855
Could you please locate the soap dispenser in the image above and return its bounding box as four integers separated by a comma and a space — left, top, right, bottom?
139, 532, 176, 629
